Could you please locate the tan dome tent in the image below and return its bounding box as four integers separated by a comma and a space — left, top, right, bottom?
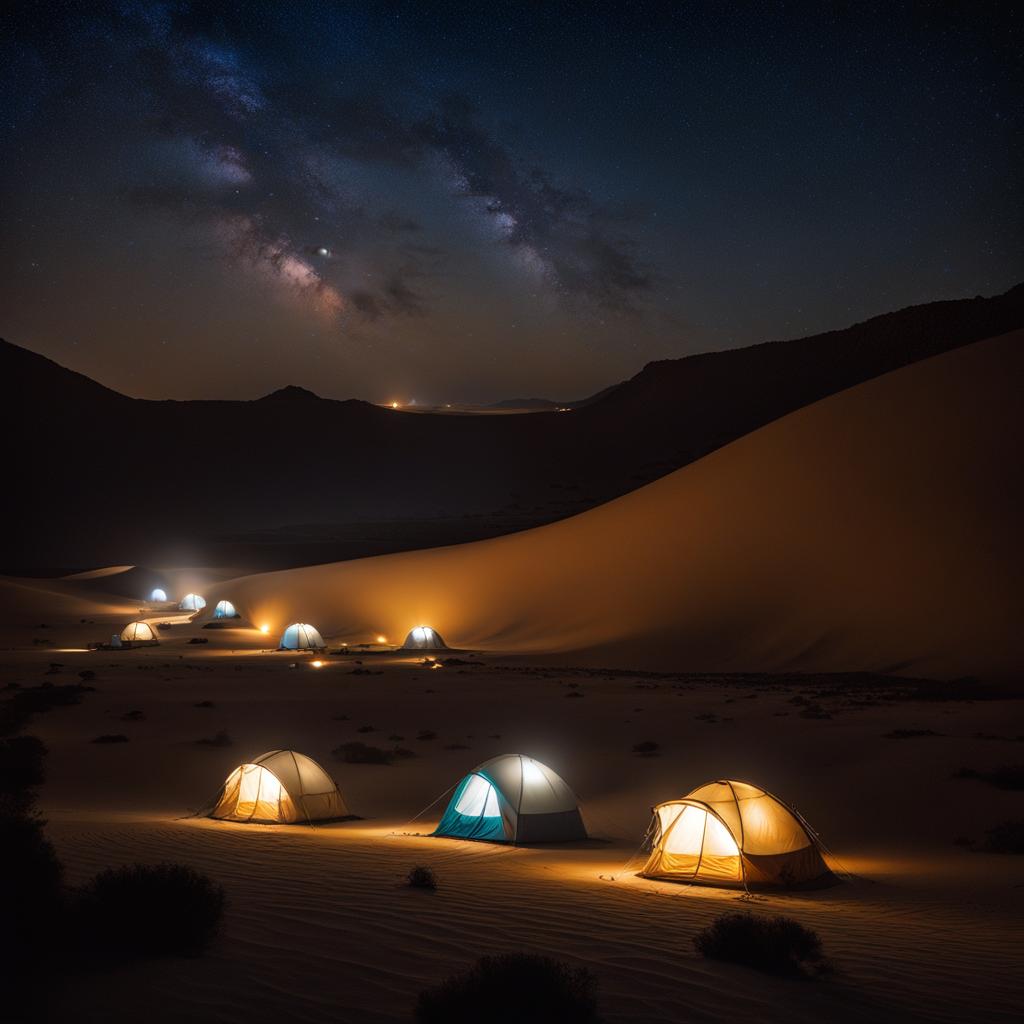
213, 599, 239, 619
402, 625, 448, 650
279, 622, 326, 650
179, 593, 206, 611
432, 754, 586, 844
119, 620, 159, 646
641, 780, 831, 887
206, 750, 348, 824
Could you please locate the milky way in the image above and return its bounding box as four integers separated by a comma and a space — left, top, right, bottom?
0, 2, 1020, 402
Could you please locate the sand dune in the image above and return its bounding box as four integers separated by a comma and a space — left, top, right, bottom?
206, 331, 1023, 679
5, 284, 1021, 573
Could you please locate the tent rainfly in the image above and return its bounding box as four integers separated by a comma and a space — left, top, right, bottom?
279, 622, 326, 650
402, 625, 448, 650
179, 593, 206, 611
119, 620, 159, 646
641, 780, 832, 887
213, 599, 239, 619
149, 588, 167, 602
205, 750, 348, 824
432, 754, 586, 844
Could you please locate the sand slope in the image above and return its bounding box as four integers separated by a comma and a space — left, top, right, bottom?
211, 331, 1023, 678
5, 283, 1022, 573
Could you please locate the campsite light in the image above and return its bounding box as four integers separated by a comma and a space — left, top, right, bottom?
311, 660, 324, 669
259, 624, 270, 634
376, 634, 387, 644
390, 401, 399, 409
522, 758, 546, 786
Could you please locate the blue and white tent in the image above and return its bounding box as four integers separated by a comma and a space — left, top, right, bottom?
279, 622, 326, 650
148, 588, 168, 603
433, 754, 586, 844
213, 599, 239, 619
179, 593, 206, 612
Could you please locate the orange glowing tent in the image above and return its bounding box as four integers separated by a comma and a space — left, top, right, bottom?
641, 780, 832, 887
205, 750, 348, 824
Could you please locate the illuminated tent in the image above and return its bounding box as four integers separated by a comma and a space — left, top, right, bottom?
279, 622, 326, 650
641, 780, 831, 887
433, 754, 586, 844
179, 593, 207, 611
205, 750, 348, 824
213, 599, 239, 619
149, 588, 168, 602
119, 620, 159, 646
402, 625, 448, 650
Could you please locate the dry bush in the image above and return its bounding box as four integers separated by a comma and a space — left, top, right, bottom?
77, 863, 226, 956
416, 953, 600, 1023
693, 912, 829, 977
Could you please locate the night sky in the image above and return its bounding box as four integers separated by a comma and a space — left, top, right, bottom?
1, 1, 1020, 403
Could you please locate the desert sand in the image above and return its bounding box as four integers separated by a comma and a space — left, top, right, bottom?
1, 613, 1021, 1023
3, 328, 1022, 1022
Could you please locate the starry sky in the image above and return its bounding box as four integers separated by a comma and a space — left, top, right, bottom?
1, 1, 1021, 403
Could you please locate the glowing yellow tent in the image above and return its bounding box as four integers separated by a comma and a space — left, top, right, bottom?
206, 750, 348, 824
119, 621, 159, 646
641, 780, 831, 887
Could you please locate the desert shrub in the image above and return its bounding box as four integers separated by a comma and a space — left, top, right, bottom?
78, 863, 225, 956
0, 682, 93, 736
632, 740, 659, 755
78, 669, 96, 681
955, 765, 1024, 790
415, 953, 600, 1023
0, 735, 47, 797
693, 913, 828, 977
884, 728, 940, 739
392, 747, 417, 759
982, 820, 1024, 854
0, 806, 65, 966
417, 729, 437, 741
407, 865, 438, 890
195, 731, 232, 747
333, 741, 392, 765
91, 734, 129, 744
194, 700, 215, 708
356, 724, 376, 733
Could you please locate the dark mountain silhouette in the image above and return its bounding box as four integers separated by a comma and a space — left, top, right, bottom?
257, 385, 326, 402
3, 283, 1021, 574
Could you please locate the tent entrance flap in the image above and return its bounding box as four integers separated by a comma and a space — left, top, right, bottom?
433, 773, 506, 841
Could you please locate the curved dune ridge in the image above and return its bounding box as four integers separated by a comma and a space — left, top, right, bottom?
213, 331, 1023, 677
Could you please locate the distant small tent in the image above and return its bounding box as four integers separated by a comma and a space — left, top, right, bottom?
119, 621, 159, 646
402, 625, 448, 650
205, 750, 348, 824
149, 588, 168, 602
279, 622, 326, 650
213, 599, 239, 619
433, 754, 586, 844
179, 593, 206, 611
641, 780, 832, 887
